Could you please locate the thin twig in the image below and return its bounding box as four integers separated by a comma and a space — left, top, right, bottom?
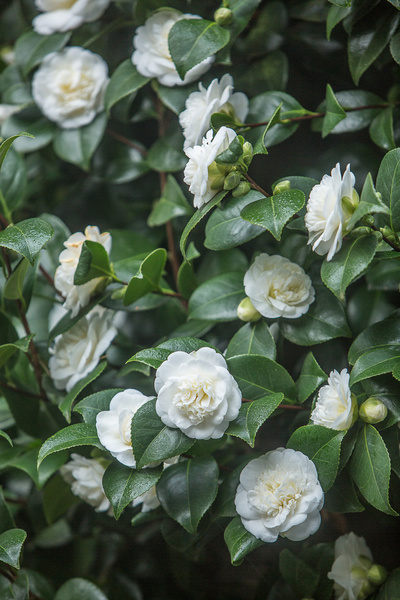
243, 173, 270, 197
106, 129, 148, 156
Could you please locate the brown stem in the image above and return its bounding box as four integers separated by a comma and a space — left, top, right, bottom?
106, 129, 148, 156
39, 265, 58, 292
17, 302, 47, 401
243, 173, 270, 197
370, 224, 400, 252
0, 382, 43, 399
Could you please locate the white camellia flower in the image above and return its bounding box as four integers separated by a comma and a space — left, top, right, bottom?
60, 453, 111, 513
184, 126, 238, 209
235, 448, 324, 543
32, 47, 109, 129
179, 74, 249, 150
33, 0, 110, 35
132, 10, 214, 87
243, 253, 315, 319
305, 163, 358, 261
49, 306, 117, 392
55, 225, 112, 318
96, 389, 155, 468
311, 369, 357, 431
328, 532, 373, 600
155, 347, 242, 440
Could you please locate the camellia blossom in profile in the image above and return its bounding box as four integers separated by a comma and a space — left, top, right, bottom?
96, 389, 155, 468
305, 163, 358, 261
32, 47, 109, 129
132, 10, 214, 87
311, 369, 357, 431
60, 453, 111, 513
155, 347, 242, 440
179, 74, 249, 150
184, 126, 238, 209
32, 0, 110, 36
328, 532, 374, 600
49, 306, 117, 392
235, 448, 324, 542
243, 253, 315, 319
55, 225, 112, 318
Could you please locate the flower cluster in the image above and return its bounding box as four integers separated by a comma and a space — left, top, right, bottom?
32, 0, 110, 35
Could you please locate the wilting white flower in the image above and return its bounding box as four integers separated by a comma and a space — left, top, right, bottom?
132, 9, 214, 87
60, 453, 111, 513
33, 0, 110, 35
49, 306, 116, 392
155, 347, 242, 440
96, 389, 155, 468
305, 163, 358, 261
184, 127, 237, 209
0, 104, 23, 125
32, 47, 109, 129
179, 74, 249, 150
132, 456, 179, 512
328, 532, 373, 600
235, 448, 324, 543
311, 369, 357, 431
244, 253, 315, 319
54, 225, 112, 318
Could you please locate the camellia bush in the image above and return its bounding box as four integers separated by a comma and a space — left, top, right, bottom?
1, 0, 400, 598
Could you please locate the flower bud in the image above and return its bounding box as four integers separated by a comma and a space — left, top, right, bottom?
350, 226, 372, 238
367, 564, 387, 586
380, 225, 399, 244
208, 161, 230, 190
224, 171, 241, 191
342, 189, 360, 227
359, 398, 388, 424
242, 142, 253, 166
214, 7, 233, 26
273, 180, 291, 195
232, 181, 251, 197
111, 286, 127, 300
358, 580, 376, 600
362, 214, 375, 227
237, 297, 261, 322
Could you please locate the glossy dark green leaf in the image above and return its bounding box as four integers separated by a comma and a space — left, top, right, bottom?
188, 272, 245, 321
53, 113, 107, 171
37, 424, 102, 467
0, 218, 53, 266
348, 312, 400, 364
376, 147, 400, 232
102, 462, 163, 519
59, 362, 107, 423
0, 529, 26, 569
322, 84, 346, 137
9, 447, 68, 489
225, 321, 276, 360
215, 135, 243, 165
74, 388, 123, 424
390, 31, 400, 64
227, 354, 296, 402
326, 5, 351, 39
0, 147, 27, 216
224, 516, 263, 565
0, 488, 16, 535
296, 352, 327, 404
246, 91, 304, 147
288, 425, 345, 491
349, 424, 397, 515
324, 470, 364, 513
104, 60, 150, 111
148, 174, 193, 227
241, 189, 305, 240
15, 31, 70, 77
0, 335, 32, 371
313, 90, 384, 134
128, 337, 216, 369
147, 129, 186, 173
226, 393, 283, 446
350, 347, 400, 385
347, 172, 390, 231
131, 399, 194, 470
169, 19, 230, 79
74, 241, 114, 285
157, 456, 218, 533
54, 578, 109, 600
0, 134, 34, 173
123, 248, 167, 306
369, 107, 396, 151
279, 549, 319, 598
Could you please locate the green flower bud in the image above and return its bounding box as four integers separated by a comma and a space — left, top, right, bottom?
232, 181, 251, 197
350, 226, 372, 238
224, 171, 241, 191
214, 7, 233, 26
351, 565, 367, 581
380, 225, 400, 244
342, 189, 360, 226
111, 286, 127, 300
358, 556, 373, 570
367, 564, 387, 586
359, 398, 388, 424
362, 214, 375, 227
358, 579, 376, 600
273, 180, 291, 195
237, 297, 261, 322
208, 161, 230, 190
242, 142, 253, 166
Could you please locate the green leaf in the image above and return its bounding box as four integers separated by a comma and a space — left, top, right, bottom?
54, 578, 109, 600
246, 91, 304, 148
15, 31, 70, 77
0, 134, 34, 172
2, 114, 55, 153
148, 174, 193, 227
59, 362, 107, 423
348, 313, 400, 365
169, 18, 230, 80
313, 90, 384, 134
42, 474, 79, 524
390, 31, 400, 64
224, 516, 263, 565
321, 235, 378, 301
280, 283, 351, 346
376, 147, 400, 232
204, 191, 265, 251
0, 529, 26, 569
0, 488, 16, 535
347, 172, 390, 231
128, 337, 216, 369
4, 258, 30, 304
349, 424, 397, 515
0, 147, 27, 216
279, 549, 319, 598
241, 189, 305, 240
226, 393, 283, 446
324, 470, 365, 513
53, 113, 107, 171
0, 218, 53, 266
350, 347, 400, 386
215, 136, 243, 165
348, 9, 400, 84
188, 272, 245, 322
0, 335, 32, 371
253, 104, 282, 155
123, 248, 167, 305
147, 128, 187, 173
375, 567, 400, 600
225, 321, 276, 360
37, 424, 102, 467
74, 241, 113, 285
10, 447, 68, 489
74, 388, 123, 425
131, 399, 194, 470
157, 456, 218, 534
296, 352, 327, 404
326, 5, 351, 40
322, 84, 346, 138
180, 190, 228, 261
104, 60, 150, 111
102, 462, 163, 520
287, 425, 345, 491
369, 107, 396, 151
227, 354, 296, 402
